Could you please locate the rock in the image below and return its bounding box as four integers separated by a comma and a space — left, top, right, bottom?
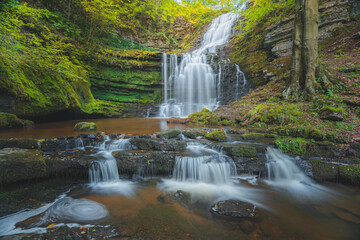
182, 129, 207, 139
167, 190, 191, 206
113, 151, 175, 176
339, 164, 360, 185
309, 159, 339, 182
0, 138, 39, 150
205, 129, 227, 142
129, 138, 187, 151
350, 142, 360, 157
155, 129, 181, 139
74, 122, 97, 131
0, 148, 46, 184
210, 199, 257, 218
241, 133, 265, 140
0, 112, 33, 129
320, 109, 344, 121
231, 146, 257, 157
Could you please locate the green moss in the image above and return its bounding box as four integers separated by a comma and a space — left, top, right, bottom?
241, 133, 265, 140
182, 129, 207, 139
0, 113, 33, 129
204, 129, 227, 142
74, 122, 97, 132
155, 130, 180, 139
339, 164, 360, 185
232, 146, 257, 157
0, 138, 38, 150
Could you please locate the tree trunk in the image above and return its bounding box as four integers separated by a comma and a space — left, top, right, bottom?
303, 0, 319, 94
284, 0, 319, 98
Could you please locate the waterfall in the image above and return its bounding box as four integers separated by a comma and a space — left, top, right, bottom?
89, 139, 132, 183
265, 147, 333, 200
235, 64, 247, 98
172, 143, 236, 184
159, 9, 244, 118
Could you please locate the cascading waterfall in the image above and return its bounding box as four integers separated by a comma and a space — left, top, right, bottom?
89, 139, 132, 183
265, 147, 332, 200
159, 5, 247, 118
235, 64, 247, 98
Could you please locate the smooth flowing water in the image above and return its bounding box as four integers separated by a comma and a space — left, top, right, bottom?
0, 122, 359, 239
159, 5, 246, 118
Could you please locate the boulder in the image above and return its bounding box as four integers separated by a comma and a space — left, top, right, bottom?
182, 129, 207, 139
210, 199, 257, 218
129, 138, 187, 151
205, 129, 227, 142
155, 129, 181, 139
74, 122, 97, 131
0, 138, 38, 150
113, 151, 175, 176
0, 112, 33, 129
0, 148, 46, 184
339, 164, 360, 185
320, 108, 344, 121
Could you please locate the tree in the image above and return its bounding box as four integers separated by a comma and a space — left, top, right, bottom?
284, 0, 319, 97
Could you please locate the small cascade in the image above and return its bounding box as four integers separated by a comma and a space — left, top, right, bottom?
159, 6, 247, 118
265, 147, 332, 200
265, 147, 311, 184
89, 139, 133, 183
173, 155, 236, 184
235, 64, 247, 98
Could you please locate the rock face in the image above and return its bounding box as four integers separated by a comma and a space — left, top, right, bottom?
0, 148, 46, 184
129, 138, 187, 151
210, 199, 257, 218
74, 122, 97, 131
264, 0, 357, 58
0, 112, 33, 129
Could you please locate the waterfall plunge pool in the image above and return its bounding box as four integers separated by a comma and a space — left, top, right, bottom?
0, 136, 359, 239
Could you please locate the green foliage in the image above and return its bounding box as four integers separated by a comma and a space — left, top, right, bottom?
275, 137, 308, 155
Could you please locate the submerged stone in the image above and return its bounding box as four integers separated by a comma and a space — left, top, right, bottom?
74, 122, 97, 131
210, 199, 257, 218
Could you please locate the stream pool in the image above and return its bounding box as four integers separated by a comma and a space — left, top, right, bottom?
0, 118, 359, 239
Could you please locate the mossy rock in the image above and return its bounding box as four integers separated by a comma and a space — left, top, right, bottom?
241, 133, 265, 141
205, 129, 227, 142
0, 138, 39, 150
319, 106, 344, 121
0, 148, 46, 185
129, 138, 187, 151
309, 128, 325, 140
155, 130, 180, 139
0, 112, 33, 130
232, 146, 257, 157
309, 159, 339, 182
182, 129, 207, 139
339, 164, 360, 185
74, 122, 97, 132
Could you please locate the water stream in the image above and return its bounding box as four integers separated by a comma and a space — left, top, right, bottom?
159, 4, 247, 118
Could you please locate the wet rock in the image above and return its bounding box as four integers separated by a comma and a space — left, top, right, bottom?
0, 148, 46, 184
74, 122, 97, 131
0, 112, 33, 129
168, 190, 191, 206
241, 133, 265, 140
231, 146, 257, 157
309, 159, 339, 182
155, 129, 181, 139
339, 164, 360, 185
113, 151, 175, 176
182, 129, 207, 139
129, 138, 187, 151
350, 142, 360, 157
320, 108, 344, 121
205, 129, 227, 142
210, 199, 257, 218
0, 138, 38, 150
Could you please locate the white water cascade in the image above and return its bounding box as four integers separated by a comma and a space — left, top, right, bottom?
265, 147, 333, 200
89, 139, 132, 183
159, 4, 247, 118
